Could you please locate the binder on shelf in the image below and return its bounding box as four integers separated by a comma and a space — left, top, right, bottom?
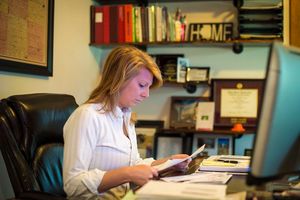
91, 6, 104, 44
90, 6, 96, 43
109, 5, 119, 43
102, 5, 110, 44
117, 5, 125, 43
91, 5, 110, 44
124, 4, 133, 43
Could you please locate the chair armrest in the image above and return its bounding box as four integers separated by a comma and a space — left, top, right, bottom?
16, 191, 67, 200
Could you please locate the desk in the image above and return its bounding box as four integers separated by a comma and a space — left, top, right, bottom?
158, 156, 274, 200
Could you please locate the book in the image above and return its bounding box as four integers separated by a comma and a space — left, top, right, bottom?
124, 4, 133, 43
117, 5, 125, 43
134, 6, 143, 42
155, 6, 162, 42
92, 6, 104, 44
195, 102, 215, 131
102, 5, 110, 44
109, 5, 119, 43
90, 6, 96, 43
153, 144, 205, 172
198, 155, 251, 173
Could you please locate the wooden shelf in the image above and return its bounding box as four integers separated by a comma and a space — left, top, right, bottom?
159, 128, 256, 136
89, 39, 282, 48
95, 0, 232, 5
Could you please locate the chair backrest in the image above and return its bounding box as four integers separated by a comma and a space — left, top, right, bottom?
0, 93, 78, 197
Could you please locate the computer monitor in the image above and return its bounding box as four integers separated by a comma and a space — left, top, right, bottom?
247, 42, 300, 185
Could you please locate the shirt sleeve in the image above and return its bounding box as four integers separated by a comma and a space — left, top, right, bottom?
63, 106, 104, 196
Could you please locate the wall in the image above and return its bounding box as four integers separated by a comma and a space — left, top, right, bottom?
0, 0, 101, 104
0, 0, 272, 197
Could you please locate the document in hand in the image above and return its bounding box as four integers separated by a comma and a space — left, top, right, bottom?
153, 144, 205, 172
198, 155, 251, 173
135, 180, 227, 200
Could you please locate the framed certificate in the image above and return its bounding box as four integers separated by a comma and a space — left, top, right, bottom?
211, 79, 264, 128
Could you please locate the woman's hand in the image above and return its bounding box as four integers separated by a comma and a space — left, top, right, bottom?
127, 165, 158, 186
169, 154, 191, 172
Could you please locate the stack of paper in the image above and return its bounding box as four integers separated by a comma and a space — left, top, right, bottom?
161, 171, 232, 184
135, 180, 227, 200
198, 155, 251, 173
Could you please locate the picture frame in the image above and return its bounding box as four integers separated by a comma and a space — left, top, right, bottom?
170, 96, 210, 129
177, 57, 189, 83
156, 137, 183, 159
135, 120, 164, 159
192, 134, 233, 156
0, 0, 54, 76
186, 67, 210, 83
211, 79, 264, 128
151, 54, 184, 83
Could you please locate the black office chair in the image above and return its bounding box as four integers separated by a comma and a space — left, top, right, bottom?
0, 93, 78, 200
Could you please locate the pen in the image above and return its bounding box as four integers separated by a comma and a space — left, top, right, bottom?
216, 159, 238, 164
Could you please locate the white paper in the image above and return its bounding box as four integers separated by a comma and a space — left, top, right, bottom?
136, 180, 227, 200
153, 144, 205, 172
161, 171, 232, 184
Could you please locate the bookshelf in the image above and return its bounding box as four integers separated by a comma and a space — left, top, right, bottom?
90, 0, 284, 52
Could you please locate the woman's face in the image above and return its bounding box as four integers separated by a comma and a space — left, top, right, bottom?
118, 67, 153, 108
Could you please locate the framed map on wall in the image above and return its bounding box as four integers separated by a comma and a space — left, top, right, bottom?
0, 0, 54, 76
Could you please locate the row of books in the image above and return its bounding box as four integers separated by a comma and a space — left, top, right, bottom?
90, 4, 185, 44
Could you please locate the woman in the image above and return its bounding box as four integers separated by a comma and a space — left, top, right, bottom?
63, 46, 190, 199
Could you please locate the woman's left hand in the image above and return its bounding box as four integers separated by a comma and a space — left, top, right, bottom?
169, 154, 191, 172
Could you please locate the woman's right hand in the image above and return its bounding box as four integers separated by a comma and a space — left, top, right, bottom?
127, 165, 158, 186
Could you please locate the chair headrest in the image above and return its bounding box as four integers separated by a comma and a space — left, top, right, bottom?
6, 93, 78, 163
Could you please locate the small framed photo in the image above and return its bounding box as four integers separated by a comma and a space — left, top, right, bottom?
186, 67, 210, 83
170, 96, 209, 129
211, 79, 264, 128
156, 137, 183, 159
192, 134, 233, 156
177, 57, 189, 83
135, 120, 164, 159
151, 54, 184, 83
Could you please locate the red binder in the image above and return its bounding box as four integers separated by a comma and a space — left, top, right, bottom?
94, 6, 104, 44
91, 5, 110, 44
118, 5, 125, 43
124, 4, 133, 43
102, 5, 110, 44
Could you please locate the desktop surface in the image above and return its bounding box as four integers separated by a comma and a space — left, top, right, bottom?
190, 156, 294, 200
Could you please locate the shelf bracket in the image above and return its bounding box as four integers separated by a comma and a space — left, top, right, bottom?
183, 83, 197, 94
232, 42, 243, 54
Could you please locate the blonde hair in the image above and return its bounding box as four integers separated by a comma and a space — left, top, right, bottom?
87, 45, 163, 113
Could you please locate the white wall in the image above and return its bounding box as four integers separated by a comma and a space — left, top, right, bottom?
0, 0, 101, 104
0, 0, 270, 114
0, 1, 272, 197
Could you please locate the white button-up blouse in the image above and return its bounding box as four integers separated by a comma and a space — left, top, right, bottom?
63, 103, 154, 198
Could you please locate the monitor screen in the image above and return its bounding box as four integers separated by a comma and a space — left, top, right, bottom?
247, 42, 300, 185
